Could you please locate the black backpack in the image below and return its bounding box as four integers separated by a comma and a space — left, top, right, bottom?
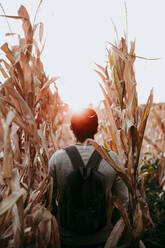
59, 145, 107, 234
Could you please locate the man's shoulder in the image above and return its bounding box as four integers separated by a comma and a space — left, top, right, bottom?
48, 147, 73, 176
50, 147, 68, 161
49, 145, 78, 163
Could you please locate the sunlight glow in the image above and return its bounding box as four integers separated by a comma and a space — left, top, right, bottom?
50, 81, 97, 112
68, 99, 90, 112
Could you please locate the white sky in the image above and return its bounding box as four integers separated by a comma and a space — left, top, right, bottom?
0, 0, 165, 109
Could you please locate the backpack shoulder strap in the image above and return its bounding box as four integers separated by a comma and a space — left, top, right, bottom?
87, 149, 102, 170
63, 145, 85, 170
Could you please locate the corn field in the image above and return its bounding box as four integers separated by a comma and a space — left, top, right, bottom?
0, 5, 164, 248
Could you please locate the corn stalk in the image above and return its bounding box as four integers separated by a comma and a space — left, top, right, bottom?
0, 5, 64, 247
94, 37, 154, 247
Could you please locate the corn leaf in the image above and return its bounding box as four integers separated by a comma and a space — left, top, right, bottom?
105, 218, 125, 248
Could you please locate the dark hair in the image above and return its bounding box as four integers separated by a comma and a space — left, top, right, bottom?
70, 108, 98, 142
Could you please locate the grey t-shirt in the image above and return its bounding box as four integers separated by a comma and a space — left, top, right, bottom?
48, 144, 129, 246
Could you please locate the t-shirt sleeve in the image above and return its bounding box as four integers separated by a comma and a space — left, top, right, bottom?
48, 153, 58, 215
109, 151, 129, 208
112, 175, 129, 208
48, 153, 56, 178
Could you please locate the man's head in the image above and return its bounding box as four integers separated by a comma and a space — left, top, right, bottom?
70, 108, 98, 143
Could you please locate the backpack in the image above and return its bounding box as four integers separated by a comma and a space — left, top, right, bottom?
59, 145, 107, 234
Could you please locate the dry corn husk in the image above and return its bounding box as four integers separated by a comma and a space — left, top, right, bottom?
95, 36, 154, 247
0, 4, 65, 247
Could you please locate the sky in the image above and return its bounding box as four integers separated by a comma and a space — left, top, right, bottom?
0, 0, 165, 110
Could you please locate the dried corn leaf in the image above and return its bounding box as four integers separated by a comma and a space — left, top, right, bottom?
1, 43, 15, 64
120, 129, 129, 154
133, 202, 143, 238
137, 89, 153, 163
39, 22, 44, 42
3, 82, 40, 143
3, 111, 15, 180
99, 82, 112, 109
35, 77, 59, 106
139, 240, 146, 248
14, 62, 24, 92
0, 210, 11, 236
0, 115, 4, 147
33, 0, 43, 26
5, 32, 17, 36
0, 96, 33, 137
18, 6, 33, 60
102, 98, 118, 153
0, 14, 28, 20
0, 188, 25, 216
105, 218, 125, 248
12, 197, 24, 248
38, 129, 49, 159
95, 63, 107, 75
0, 64, 8, 78
113, 195, 132, 233
18, 5, 30, 19
95, 69, 106, 82
123, 60, 136, 106
108, 49, 114, 69
0, 59, 11, 72
89, 139, 133, 193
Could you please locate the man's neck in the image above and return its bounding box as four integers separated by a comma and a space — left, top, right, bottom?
76, 139, 93, 146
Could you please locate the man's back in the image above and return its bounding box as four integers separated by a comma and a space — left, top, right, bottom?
49, 144, 129, 246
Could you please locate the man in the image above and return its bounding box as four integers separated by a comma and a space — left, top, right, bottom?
48, 108, 128, 248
